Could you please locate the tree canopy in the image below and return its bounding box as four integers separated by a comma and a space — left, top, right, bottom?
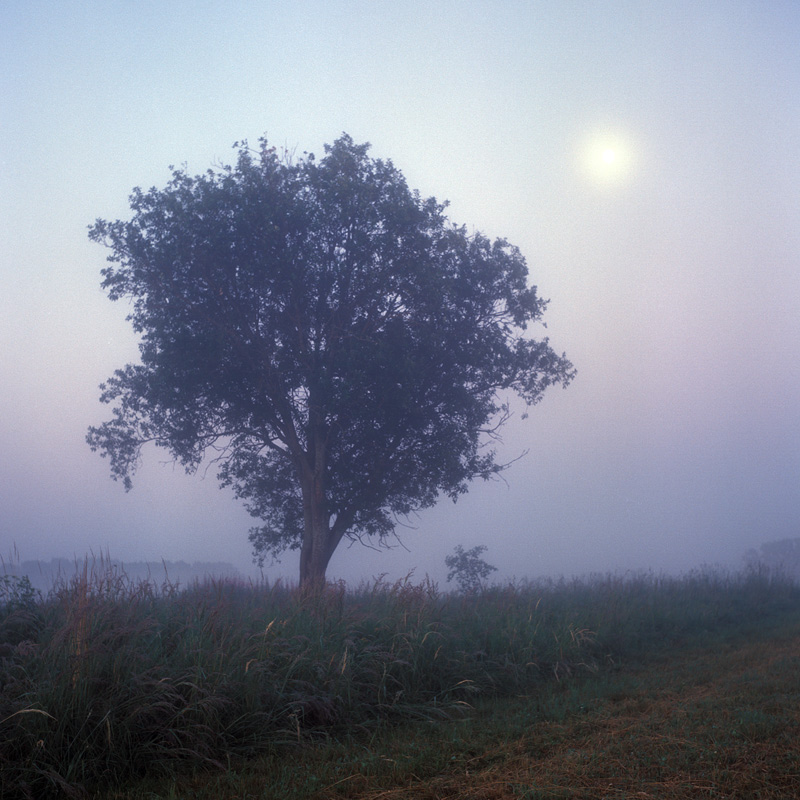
87, 134, 575, 585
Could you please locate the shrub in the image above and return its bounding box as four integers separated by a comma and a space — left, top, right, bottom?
445, 545, 498, 593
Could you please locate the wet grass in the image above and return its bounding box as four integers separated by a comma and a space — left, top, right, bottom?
1, 560, 798, 799
98, 609, 800, 800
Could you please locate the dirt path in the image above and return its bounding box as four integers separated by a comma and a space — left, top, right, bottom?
352, 626, 800, 799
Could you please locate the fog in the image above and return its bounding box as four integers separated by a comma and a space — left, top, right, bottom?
2, 1, 799, 586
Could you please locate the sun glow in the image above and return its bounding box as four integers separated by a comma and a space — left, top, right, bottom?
579, 130, 635, 186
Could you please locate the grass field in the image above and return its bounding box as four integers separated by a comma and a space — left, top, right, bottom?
1, 560, 798, 799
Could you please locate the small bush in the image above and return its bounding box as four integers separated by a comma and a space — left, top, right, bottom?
0, 574, 42, 648
445, 544, 498, 593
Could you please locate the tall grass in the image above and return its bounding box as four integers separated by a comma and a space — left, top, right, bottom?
0, 559, 796, 799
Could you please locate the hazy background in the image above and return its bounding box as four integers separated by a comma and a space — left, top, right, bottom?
2, 0, 798, 586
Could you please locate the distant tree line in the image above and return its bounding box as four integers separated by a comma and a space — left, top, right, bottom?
1, 559, 242, 593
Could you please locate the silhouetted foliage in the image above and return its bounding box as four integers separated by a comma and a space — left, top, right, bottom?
87, 134, 574, 586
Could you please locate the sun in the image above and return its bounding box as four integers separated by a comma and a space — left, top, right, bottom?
579, 130, 635, 186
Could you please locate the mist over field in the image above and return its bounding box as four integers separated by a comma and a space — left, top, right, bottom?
2, 2, 799, 586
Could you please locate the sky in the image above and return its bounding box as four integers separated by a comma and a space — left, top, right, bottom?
2, 0, 799, 586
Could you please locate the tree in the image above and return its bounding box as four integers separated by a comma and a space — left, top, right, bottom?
445, 544, 497, 593
743, 538, 800, 579
87, 134, 575, 587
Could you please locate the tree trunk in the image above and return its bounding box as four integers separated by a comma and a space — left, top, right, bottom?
298, 467, 337, 589
296, 413, 346, 589
298, 516, 334, 588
